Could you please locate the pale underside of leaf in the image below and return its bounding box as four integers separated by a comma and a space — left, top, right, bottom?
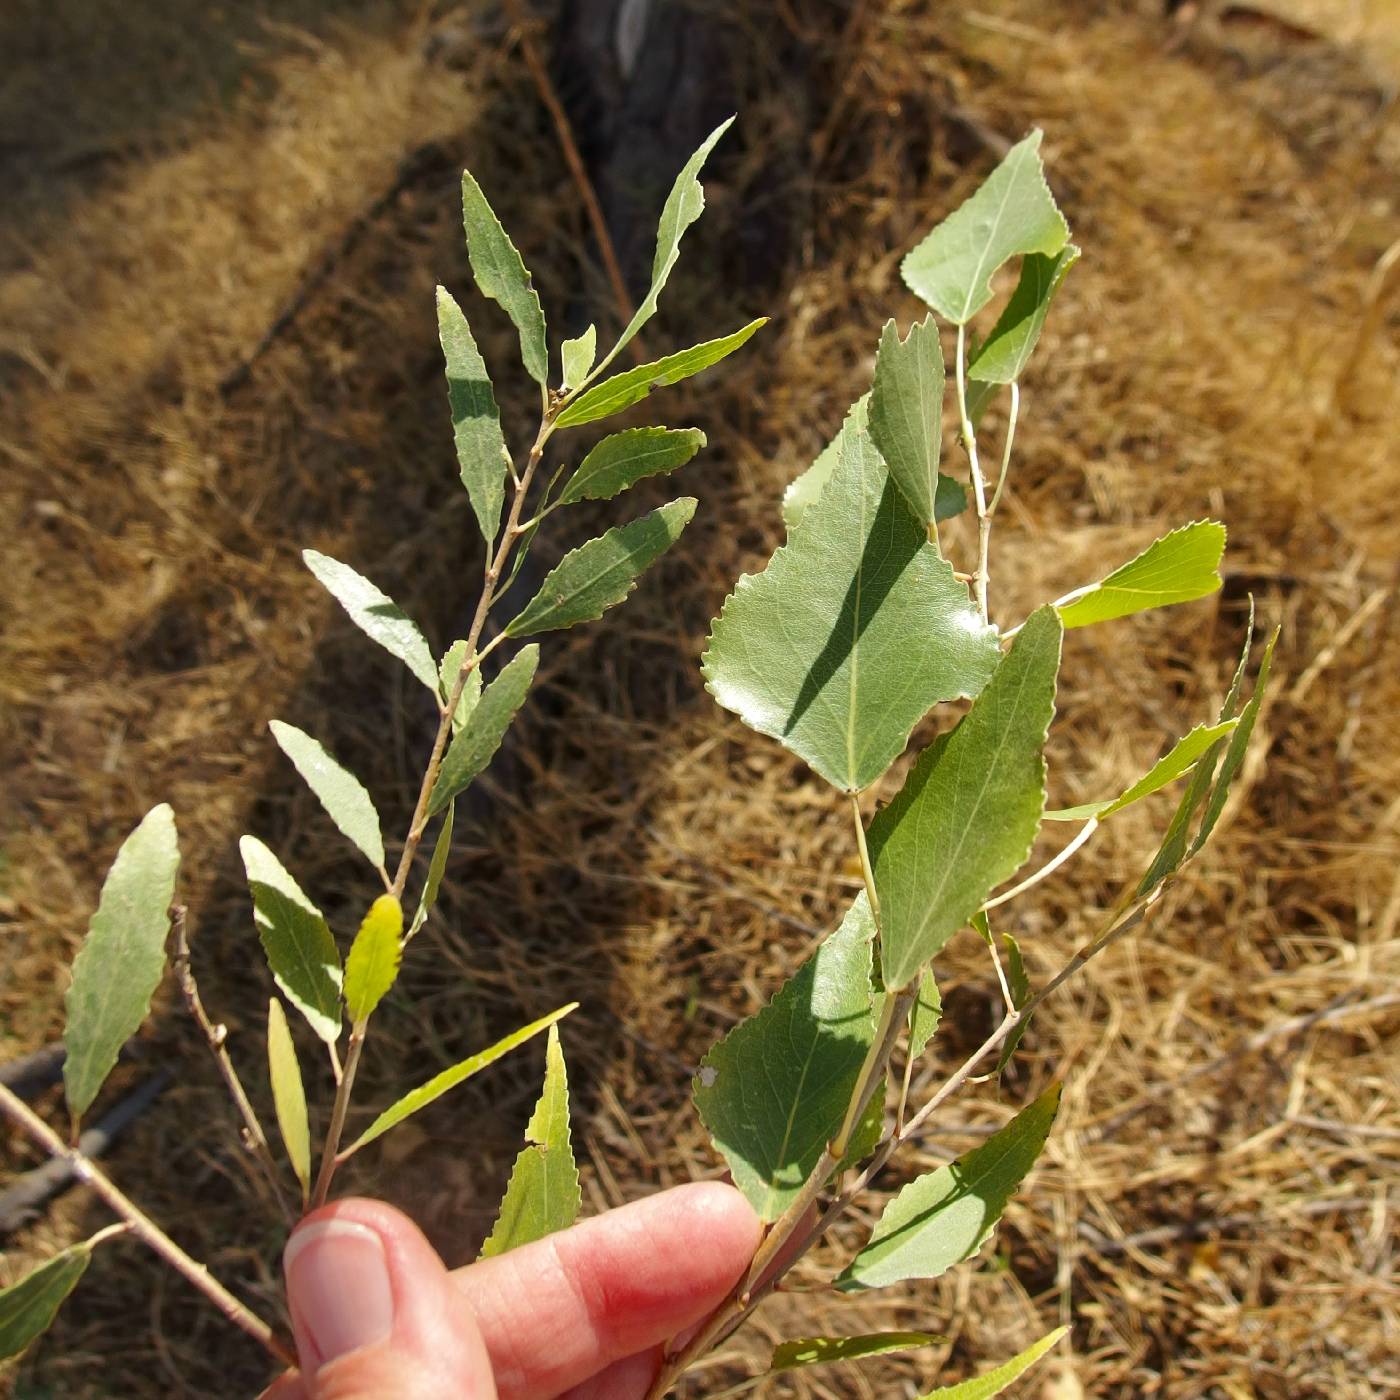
0, 1244, 93, 1360
704, 424, 998, 793
557, 426, 706, 506
772, 1331, 946, 1372
439, 643, 484, 734
560, 325, 597, 391
870, 606, 1062, 989
269, 720, 385, 869
267, 998, 311, 1200
693, 898, 879, 1221
837, 1083, 1061, 1291
901, 129, 1069, 325
63, 804, 180, 1123
916, 1327, 1070, 1400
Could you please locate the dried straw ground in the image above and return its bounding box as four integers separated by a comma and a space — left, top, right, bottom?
2, 2, 1397, 1397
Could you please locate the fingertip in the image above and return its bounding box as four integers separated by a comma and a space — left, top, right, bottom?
653, 1181, 763, 1267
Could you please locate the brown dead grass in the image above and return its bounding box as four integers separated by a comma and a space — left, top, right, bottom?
3, 1, 1398, 1397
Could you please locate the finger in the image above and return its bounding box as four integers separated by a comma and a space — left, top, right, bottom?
257, 1375, 309, 1400
455, 1181, 760, 1400
558, 1350, 661, 1400
284, 1198, 497, 1400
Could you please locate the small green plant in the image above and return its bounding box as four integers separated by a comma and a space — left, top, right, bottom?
0, 126, 1273, 1399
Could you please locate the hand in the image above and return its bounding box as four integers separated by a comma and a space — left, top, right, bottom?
261, 1182, 760, 1400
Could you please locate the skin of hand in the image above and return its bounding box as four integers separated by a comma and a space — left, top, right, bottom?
259, 1181, 761, 1400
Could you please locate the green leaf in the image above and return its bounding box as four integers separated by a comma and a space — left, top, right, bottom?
303, 549, 438, 693
266, 998, 311, 1201
506, 499, 696, 637
0, 1246, 92, 1360
438, 642, 483, 735
909, 969, 943, 1061
428, 646, 539, 815
1056, 521, 1226, 629
560, 325, 597, 391
995, 933, 1032, 1074
344, 1004, 577, 1157
871, 607, 1062, 989
240, 836, 342, 1045
437, 286, 511, 545
772, 1331, 946, 1371
344, 894, 403, 1024
555, 319, 767, 429
557, 427, 706, 507
63, 804, 180, 1122
969, 244, 1080, 384
1046, 719, 1239, 821
269, 721, 385, 870
916, 1328, 1070, 1400
837, 1083, 1061, 1291
694, 898, 879, 1221
965, 376, 1001, 429
410, 804, 455, 938
869, 316, 946, 533
902, 130, 1069, 325
605, 117, 734, 370
704, 424, 999, 793
479, 1024, 581, 1258
460, 170, 548, 386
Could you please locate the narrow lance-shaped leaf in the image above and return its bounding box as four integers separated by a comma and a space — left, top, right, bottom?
437, 287, 511, 545
0, 1245, 93, 1360
303, 550, 438, 693
506, 498, 696, 638
916, 1328, 1070, 1400
428, 646, 539, 815
240, 836, 342, 1044
1056, 521, 1225, 629
557, 427, 706, 506
479, 1024, 581, 1258
460, 170, 548, 386
344, 1004, 577, 1157
871, 607, 1062, 989
869, 316, 946, 535
909, 969, 943, 1060
969, 245, 1080, 385
772, 1332, 946, 1372
410, 803, 455, 939
439, 641, 484, 735
344, 894, 404, 1024
600, 117, 734, 373
269, 721, 384, 870
266, 998, 311, 1202
555, 319, 767, 429
63, 804, 180, 1122
560, 325, 596, 391
705, 424, 999, 793
837, 1083, 1061, 1291
1046, 719, 1239, 821
694, 898, 880, 1222
902, 130, 1069, 325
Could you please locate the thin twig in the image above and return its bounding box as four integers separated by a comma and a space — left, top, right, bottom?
0, 1082, 296, 1368
955, 323, 991, 622
985, 818, 1098, 911
849, 791, 879, 922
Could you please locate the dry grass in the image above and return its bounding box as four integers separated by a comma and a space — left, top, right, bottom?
2, 1, 1398, 1397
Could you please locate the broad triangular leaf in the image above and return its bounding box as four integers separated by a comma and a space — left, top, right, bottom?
1046, 719, 1238, 821
705, 425, 999, 793
410, 804, 454, 939
561, 325, 596, 391
1056, 521, 1225, 629
0, 1245, 92, 1360
437, 287, 511, 544
267, 998, 311, 1202
871, 607, 1062, 989
694, 898, 879, 1221
506, 499, 695, 637
869, 316, 946, 534
344, 894, 403, 1024
428, 646, 539, 815
240, 835, 342, 1044
836, 1083, 1061, 1291
479, 1024, 581, 1258
603, 117, 733, 371
460, 171, 548, 386
438, 641, 484, 735
772, 1331, 945, 1372
916, 1328, 1070, 1400
303, 550, 438, 693
63, 804, 180, 1122
344, 1004, 576, 1156
969, 245, 1080, 385
555, 320, 766, 428
269, 721, 384, 870
902, 130, 1069, 325
557, 427, 706, 506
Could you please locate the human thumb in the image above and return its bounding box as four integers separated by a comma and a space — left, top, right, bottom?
283, 1198, 496, 1400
